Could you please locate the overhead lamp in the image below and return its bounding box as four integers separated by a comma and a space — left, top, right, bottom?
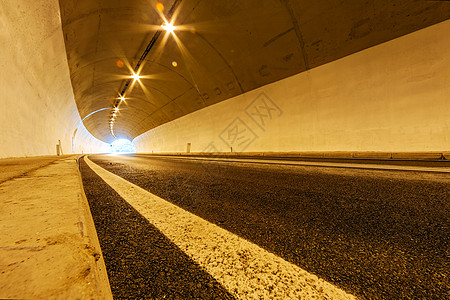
131, 72, 141, 81
119, 96, 126, 101
161, 21, 175, 33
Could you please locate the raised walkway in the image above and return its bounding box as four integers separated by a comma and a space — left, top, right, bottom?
0, 155, 111, 299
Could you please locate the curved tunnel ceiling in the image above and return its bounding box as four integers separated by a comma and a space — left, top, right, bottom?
59, 0, 450, 143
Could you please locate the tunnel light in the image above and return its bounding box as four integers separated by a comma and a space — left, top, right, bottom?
114, 107, 119, 112
119, 96, 126, 101
161, 21, 175, 33
131, 72, 141, 82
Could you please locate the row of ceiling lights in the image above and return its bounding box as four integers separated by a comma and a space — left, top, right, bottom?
109, 7, 178, 138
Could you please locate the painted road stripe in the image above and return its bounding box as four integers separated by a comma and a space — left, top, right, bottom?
85, 156, 356, 299
145, 155, 450, 173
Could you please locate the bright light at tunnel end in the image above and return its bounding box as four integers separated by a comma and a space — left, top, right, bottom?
109, 139, 136, 154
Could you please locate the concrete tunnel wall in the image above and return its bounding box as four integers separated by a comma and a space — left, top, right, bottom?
0, 0, 109, 159
133, 19, 450, 154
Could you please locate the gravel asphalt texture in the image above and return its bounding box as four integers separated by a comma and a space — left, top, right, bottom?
80, 157, 235, 299
83, 154, 449, 299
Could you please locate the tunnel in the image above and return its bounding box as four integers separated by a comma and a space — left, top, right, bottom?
1, 0, 449, 298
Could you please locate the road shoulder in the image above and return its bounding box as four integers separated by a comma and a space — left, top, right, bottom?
0, 155, 112, 299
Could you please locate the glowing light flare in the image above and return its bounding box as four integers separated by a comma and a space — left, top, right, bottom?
170, 32, 204, 98
115, 59, 124, 68
161, 21, 175, 34
171, 61, 178, 67
131, 72, 141, 82
156, 2, 164, 12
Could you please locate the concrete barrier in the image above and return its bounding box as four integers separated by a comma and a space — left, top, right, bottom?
142, 151, 449, 160
391, 152, 443, 160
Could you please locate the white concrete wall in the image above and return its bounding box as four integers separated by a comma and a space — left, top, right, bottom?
73, 122, 111, 155
0, 0, 109, 158
134, 19, 450, 153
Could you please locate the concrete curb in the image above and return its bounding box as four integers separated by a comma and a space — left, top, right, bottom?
76, 156, 113, 300
136, 151, 449, 160
0, 156, 113, 299
443, 152, 450, 160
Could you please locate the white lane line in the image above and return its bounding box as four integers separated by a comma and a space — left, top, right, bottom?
85, 156, 356, 299
145, 155, 450, 173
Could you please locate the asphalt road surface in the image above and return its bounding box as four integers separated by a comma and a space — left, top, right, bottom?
80, 154, 450, 299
